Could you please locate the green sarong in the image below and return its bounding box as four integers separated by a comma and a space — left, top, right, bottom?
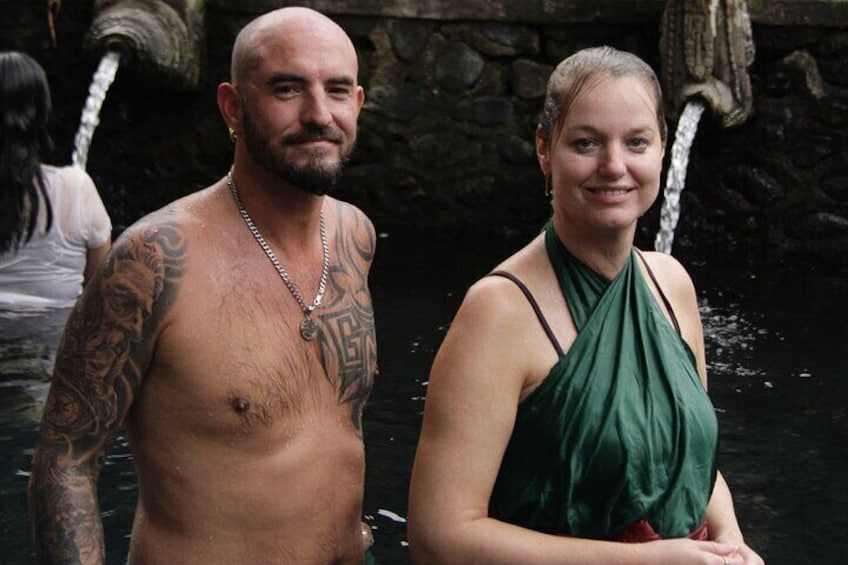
488, 221, 718, 539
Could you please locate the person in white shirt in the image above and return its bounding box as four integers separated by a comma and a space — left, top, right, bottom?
0, 51, 111, 311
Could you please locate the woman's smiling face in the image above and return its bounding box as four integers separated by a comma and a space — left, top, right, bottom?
539, 73, 665, 236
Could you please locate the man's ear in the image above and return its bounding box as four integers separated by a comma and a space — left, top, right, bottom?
217, 82, 241, 135
355, 85, 365, 114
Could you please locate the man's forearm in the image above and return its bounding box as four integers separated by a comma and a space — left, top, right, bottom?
29, 458, 105, 565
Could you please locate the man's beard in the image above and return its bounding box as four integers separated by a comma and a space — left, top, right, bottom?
242, 111, 353, 196
282, 150, 346, 196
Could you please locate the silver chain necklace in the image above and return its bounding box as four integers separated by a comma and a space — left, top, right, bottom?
226, 170, 329, 341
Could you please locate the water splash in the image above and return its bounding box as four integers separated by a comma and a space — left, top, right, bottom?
654, 99, 707, 255
71, 51, 121, 170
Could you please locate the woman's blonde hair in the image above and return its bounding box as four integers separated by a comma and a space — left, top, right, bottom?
537, 46, 667, 147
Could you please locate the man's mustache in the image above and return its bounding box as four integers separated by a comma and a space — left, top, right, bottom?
283, 124, 344, 145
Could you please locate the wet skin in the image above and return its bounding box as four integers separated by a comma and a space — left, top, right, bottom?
29, 191, 377, 564
29, 8, 376, 564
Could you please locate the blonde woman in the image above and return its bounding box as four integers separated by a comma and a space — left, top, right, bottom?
409, 47, 762, 565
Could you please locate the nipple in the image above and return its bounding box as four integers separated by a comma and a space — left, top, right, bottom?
230, 397, 251, 413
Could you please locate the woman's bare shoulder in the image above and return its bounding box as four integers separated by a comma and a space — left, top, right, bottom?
637, 249, 697, 296
462, 234, 548, 322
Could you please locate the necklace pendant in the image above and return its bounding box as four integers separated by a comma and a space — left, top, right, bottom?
300, 316, 320, 341
227, 171, 330, 344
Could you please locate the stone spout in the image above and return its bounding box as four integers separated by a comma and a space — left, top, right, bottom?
84, 0, 205, 90
660, 0, 755, 128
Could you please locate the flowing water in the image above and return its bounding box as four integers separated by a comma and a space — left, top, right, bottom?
655, 99, 707, 255
1, 231, 845, 564
71, 51, 121, 170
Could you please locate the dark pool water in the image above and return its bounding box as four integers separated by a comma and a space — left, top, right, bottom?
1, 232, 846, 564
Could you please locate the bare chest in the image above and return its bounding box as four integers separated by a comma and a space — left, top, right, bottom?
144, 249, 377, 438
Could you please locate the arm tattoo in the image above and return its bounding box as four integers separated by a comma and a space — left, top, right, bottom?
28, 222, 186, 564
318, 204, 377, 430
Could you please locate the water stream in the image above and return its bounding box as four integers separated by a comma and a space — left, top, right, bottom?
655, 99, 707, 255
71, 51, 121, 170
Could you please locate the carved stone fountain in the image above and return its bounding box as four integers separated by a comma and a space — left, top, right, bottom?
660, 0, 756, 128
84, 0, 205, 91
655, 0, 756, 254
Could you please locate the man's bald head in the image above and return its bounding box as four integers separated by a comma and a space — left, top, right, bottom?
230, 7, 358, 87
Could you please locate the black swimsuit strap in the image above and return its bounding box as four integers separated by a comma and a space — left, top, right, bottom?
633, 249, 682, 335
488, 270, 566, 358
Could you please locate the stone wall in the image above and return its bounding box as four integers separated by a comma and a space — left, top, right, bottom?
2, 1, 847, 268
675, 20, 848, 268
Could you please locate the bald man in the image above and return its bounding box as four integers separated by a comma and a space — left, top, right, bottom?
29, 7, 378, 564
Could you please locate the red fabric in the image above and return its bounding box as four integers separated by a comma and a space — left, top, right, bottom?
615, 520, 709, 543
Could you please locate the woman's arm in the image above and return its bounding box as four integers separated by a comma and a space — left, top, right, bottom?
706, 473, 764, 565
408, 275, 738, 565
83, 241, 110, 286
646, 252, 763, 565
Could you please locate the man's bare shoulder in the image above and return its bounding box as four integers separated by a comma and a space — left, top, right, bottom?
105, 185, 230, 271
85, 185, 230, 335
123, 183, 223, 233
328, 197, 376, 265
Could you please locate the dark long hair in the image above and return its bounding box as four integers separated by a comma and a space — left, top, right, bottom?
0, 51, 54, 253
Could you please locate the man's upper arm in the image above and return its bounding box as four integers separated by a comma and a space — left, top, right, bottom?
36, 221, 188, 465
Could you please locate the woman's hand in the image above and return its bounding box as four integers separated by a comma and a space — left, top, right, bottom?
360, 521, 374, 551
641, 538, 740, 565
713, 535, 764, 565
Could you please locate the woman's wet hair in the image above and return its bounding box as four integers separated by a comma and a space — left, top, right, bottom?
537, 46, 667, 147
0, 51, 54, 252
